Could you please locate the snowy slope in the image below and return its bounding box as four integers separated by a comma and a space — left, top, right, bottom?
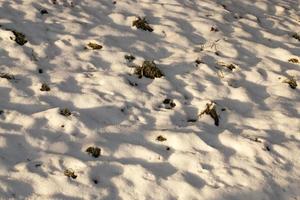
0, 0, 300, 199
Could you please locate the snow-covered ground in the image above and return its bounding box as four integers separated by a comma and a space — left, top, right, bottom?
0, 0, 299, 199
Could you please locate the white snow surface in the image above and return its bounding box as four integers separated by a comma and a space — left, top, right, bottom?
0, 0, 300, 199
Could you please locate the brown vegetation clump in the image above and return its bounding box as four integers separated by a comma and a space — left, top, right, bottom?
40, 83, 50, 91
200, 102, 219, 126
86, 146, 101, 158
59, 108, 72, 117
292, 33, 300, 41
283, 77, 297, 89
288, 58, 299, 63
12, 30, 27, 45
64, 169, 77, 179
85, 42, 103, 50
132, 17, 154, 32
134, 60, 163, 79
156, 135, 167, 142
124, 54, 135, 62
0, 73, 15, 80
163, 98, 176, 109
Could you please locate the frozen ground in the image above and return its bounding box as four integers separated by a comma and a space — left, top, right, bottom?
0, 0, 299, 199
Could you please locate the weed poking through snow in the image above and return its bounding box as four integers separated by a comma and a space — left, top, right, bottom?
59, 108, 72, 117
283, 77, 297, 89
92, 179, 98, 184
217, 62, 238, 71
85, 42, 103, 50
162, 98, 176, 109
0, 73, 15, 80
195, 59, 203, 65
156, 135, 167, 142
40, 83, 51, 91
86, 147, 101, 158
132, 17, 154, 32
292, 33, 300, 41
210, 26, 219, 32
11, 30, 27, 45
40, 9, 48, 15
288, 58, 299, 63
64, 169, 77, 179
200, 102, 219, 126
134, 60, 163, 79
124, 54, 136, 62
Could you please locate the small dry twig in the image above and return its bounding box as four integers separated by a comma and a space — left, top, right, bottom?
199, 102, 219, 126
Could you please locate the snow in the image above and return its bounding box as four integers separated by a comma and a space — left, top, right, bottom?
0, 0, 299, 199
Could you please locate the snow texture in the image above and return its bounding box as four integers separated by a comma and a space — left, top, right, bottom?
0, 0, 300, 199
